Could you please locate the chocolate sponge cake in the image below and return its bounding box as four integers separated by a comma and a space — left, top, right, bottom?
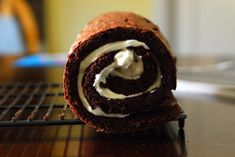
64, 12, 181, 133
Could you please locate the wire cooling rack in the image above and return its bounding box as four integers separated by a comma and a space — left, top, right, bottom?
0, 83, 83, 126
0, 83, 186, 128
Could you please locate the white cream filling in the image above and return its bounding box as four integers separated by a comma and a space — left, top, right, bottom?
93, 49, 161, 99
111, 50, 144, 80
93, 49, 143, 99
77, 39, 161, 117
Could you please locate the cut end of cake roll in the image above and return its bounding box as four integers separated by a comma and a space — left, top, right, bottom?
64, 12, 181, 133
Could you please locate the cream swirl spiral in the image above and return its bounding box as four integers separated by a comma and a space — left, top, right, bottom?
77, 39, 161, 117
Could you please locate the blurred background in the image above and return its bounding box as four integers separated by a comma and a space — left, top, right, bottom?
1, 0, 235, 56
1, 0, 235, 88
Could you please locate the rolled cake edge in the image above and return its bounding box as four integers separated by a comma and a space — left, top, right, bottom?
64, 12, 178, 133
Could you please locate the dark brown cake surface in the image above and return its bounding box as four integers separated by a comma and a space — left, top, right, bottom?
64, 11, 180, 133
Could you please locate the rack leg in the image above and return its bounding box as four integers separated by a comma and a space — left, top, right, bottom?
178, 119, 185, 129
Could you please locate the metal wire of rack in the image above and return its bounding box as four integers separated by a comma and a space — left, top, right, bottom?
0, 82, 186, 128
0, 82, 83, 126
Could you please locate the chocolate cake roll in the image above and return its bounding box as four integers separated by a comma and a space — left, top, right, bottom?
64, 12, 181, 133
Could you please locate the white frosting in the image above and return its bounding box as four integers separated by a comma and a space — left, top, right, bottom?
77, 39, 161, 117
93, 49, 161, 99
115, 49, 134, 67
93, 50, 142, 99
111, 51, 143, 80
